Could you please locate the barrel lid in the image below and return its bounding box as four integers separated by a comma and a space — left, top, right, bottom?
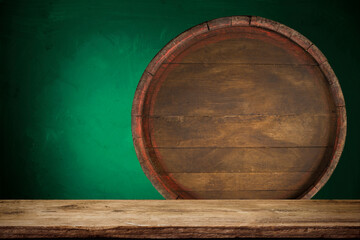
132, 16, 346, 199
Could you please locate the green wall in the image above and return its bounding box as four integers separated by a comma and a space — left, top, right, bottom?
0, 0, 359, 199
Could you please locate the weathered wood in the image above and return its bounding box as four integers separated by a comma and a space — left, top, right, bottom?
0, 200, 359, 239
147, 64, 334, 116
166, 172, 321, 192
147, 114, 336, 147
179, 190, 303, 199
231, 16, 250, 26
148, 147, 332, 173
169, 27, 316, 65
132, 16, 346, 199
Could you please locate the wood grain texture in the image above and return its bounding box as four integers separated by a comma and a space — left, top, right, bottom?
150, 147, 331, 173
147, 115, 336, 147
180, 190, 303, 199
148, 64, 334, 116
169, 26, 316, 65
0, 200, 359, 239
165, 172, 321, 193
132, 16, 346, 199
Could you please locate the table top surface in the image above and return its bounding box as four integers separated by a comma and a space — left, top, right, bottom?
0, 199, 359, 238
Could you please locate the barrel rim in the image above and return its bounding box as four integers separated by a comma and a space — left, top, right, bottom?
131, 16, 347, 199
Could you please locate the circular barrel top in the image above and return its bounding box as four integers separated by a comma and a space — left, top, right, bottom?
132, 16, 346, 199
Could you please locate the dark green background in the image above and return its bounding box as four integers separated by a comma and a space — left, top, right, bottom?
0, 0, 359, 199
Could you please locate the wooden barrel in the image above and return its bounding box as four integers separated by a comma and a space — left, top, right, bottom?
132, 16, 346, 199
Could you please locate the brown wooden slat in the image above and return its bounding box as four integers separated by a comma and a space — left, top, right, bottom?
147, 114, 336, 148
148, 147, 331, 173
166, 172, 321, 191
1, 200, 359, 238
148, 64, 334, 116
180, 190, 302, 199
170, 26, 317, 65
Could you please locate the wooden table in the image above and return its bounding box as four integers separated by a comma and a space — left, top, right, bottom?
0, 200, 359, 238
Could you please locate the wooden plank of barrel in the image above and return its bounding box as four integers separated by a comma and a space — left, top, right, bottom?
132, 16, 346, 199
